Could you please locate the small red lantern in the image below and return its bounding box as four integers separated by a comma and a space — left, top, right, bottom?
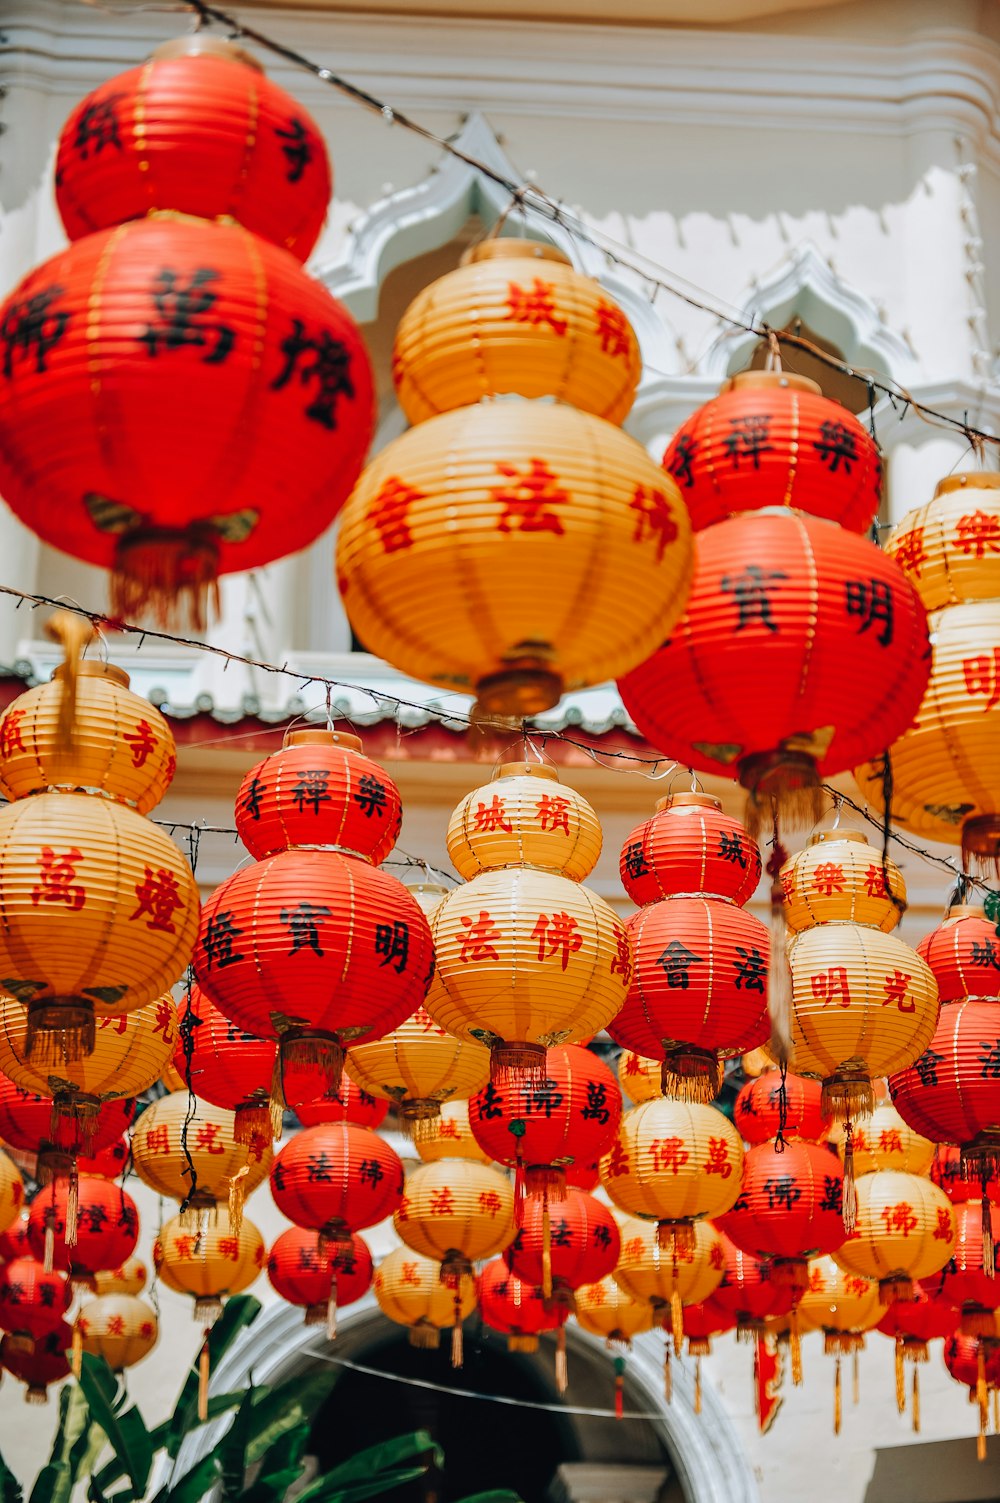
683, 1296, 736, 1356
295, 1076, 390, 1130
878, 1286, 957, 1427
917, 904, 1000, 1003
944, 1332, 1000, 1458
711, 1237, 793, 1338
78, 1137, 131, 1181
734, 1071, 830, 1144
717, 1138, 846, 1294
662, 373, 882, 533
931, 1145, 1000, 1205
1, 1323, 71, 1403
27, 1178, 138, 1284
479, 1259, 568, 1351
0, 1222, 31, 1263
619, 792, 761, 908
920, 1200, 1000, 1335
618, 509, 930, 820
55, 38, 331, 263
0, 1259, 71, 1351
504, 1188, 620, 1294
269, 1123, 404, 1248
267, 1226, 372, 1336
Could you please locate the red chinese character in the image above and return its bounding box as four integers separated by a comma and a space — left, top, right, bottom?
878, 1129, 903, 1154
131, 866, 184, 933
0, 708, 26, 758
153, 996, 175, 1045
623, 1236, 645, 1261
864, 864, 888, 898
955, 510, 1000, 558
933, 1206, 953, 1241
172, 1235, 196, 1260
812, 862, 846, 897
587, 1283, 607, 1306
709, 1242, 725, 1270
123, 719, 158, 768
881, 1201, 918, 1237
811, 966, 851, 1008
31, 847, 86, 910
140, 1321, 155, 1339
506, 278, 567, 336
892, 526, 928, 578
397, 1194, 411, 1223
535, 794, 570, 834
429, 1187, 455, 1216
459, 910, 502, 963
367, 476, 422, 554
808, 1267, 824, 1292
704, 1138, 732, 1178
401, 1260, 420, 1286
144, 1125, 170, 1155
438, 1119, 460, 1140
218, 1237, 240, 1261
473, 795, 512, 834
649, 1136, 689, 1174
494, 459, 570, 535
610, 925, 632, 987
97, 1014, 128, 1035
412, 1006, 438, 1034
194, 1124, 225, 1155
780, 870, 795, 902
478, 1190, 502, 1217
624, 1054, 641, 1076
883, 969, 914, 1013
165, 753, 177, 782
629, 485, 678, 562
106, 1314, 126, 1336
604, 1141, 630, 1178
594, 300, 632, 360
246, 1131, 268, 1163
963, 648, 1000, 712
532, 911, 583, 971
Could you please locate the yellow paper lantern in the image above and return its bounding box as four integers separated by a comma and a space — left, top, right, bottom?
392, 240, 641, 427
600, 1099, 744, 1247
447, 765, 603, 882
781, 831, 905, 935
832, 1169, 956, 1303
427, 769, 630, 1080
827, 1102, 934, 1178
613, 1214, 725, 1341
93, 1255, 147, 1297
131, 1093, 272, 1214
344, 1004, 490, 1132
617, 1052, 662, 1105
160, 1060, 187, 1093
374, 1245, 477, 1349
336, 400, 692, 718
796, 1256, 883, 1351
153, 1210, 264, 1323
394, 1159, 515, 1277
574, 1276, 655, 1345
0, 664, 176, 815
414, 1100, 493, 1165
885, 472, 1000, 610
0, 1147, 24, 1236
77, 1294, 157, 1370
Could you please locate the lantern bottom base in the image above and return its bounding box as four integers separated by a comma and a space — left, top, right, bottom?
900, 1338, 929, 1362
474, 665, 564, 720
234, 1100, 283, 1147
25, 1001, 95, 1068
304, 1303, 329, 1329
274, 1032, 344, 1113
399, 1101, 444, 1140
962, 816, 1000, 873
879, 1275, 914, 1306
687, 1337, 712, 1357
962, 1132, 1000, 1184
194, 1295, 223, 1326
25, 1387, 48, 1406
409, 1321, 441, 1350
660, 1048, 725, 1103
111, 528, 222, 632
961, 1306, 999, 1338
824, 1331, 865, 1356
491, 1041, 547, 1085
525, 1165, 567, 1200
738, 749, 824, 838
821, 1066, 876, 1123
318, 1220, 354, 1257
656, 1220, 696, 1258
50, 1093, 103, 1153
35, 1148, 75, 1187
770, 1259, 809, 1296
507, 1334, 539, 1353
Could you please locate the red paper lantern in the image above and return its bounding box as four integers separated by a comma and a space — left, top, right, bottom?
27, 1178, 138, 1283
733, 1071, 830, 1144
890, 1001, 1000, 1181
468, 1045, 621, 1198
175, 985, 279, 1141
295, 1077, 390, 1130
0, 1222, 31, 1263
711, 1236, 793, 1337
479, 1259, 567, 1351
0, 1080, 133, 1182
931, 1145, 1000, 1206
504, 1188, 620, 1293
78, 1137, 131, 1181
878, 1284, 956, 1347
1, 1323, 71, 1403
683, 1296, 736, 1355
198, 731, 432, 1103
267, 1225, 372, 1333
662, 372, 882, 534
917, 905, 1000, 1003
55, 38, 331, 262
564, 1161, 601, 1191
0, 218, 374, 624
920, 1200, 1000, 1334
619, 792, 761, 908
0, 1259, 71, 1350
944, 1331, 1000, 1392
269, 1123, 404, 1246
717, 1139, 846, 1293
618, 509, 930, 814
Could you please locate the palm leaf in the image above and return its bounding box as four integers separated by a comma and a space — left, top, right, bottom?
77, 1357, 153, 1502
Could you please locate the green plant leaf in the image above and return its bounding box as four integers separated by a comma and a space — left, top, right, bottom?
310, 1432, 442, 1491
454, 1494, 525, 1502
150, 1453, 220, 1503
29, 1384, 97, 1503
0, 1450, 24, 1503
219, 1387, 259, 1502
238, 1467, 306, 1503
77, 1357, 153, 1501
165, 1298, 262, 1460
243, 1369, 337, 1467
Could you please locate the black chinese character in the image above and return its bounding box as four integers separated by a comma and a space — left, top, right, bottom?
592, 1224, 612, 1248
581, 1080, 611, 1125
733, 946, 766, 992
550, 1218, 572, 1248
667, 432, 697, 488
274, 117, 314, 184
272, 1161, 286, 1192
82, 1205, 109, 1234
270, 321, 355, 430
763, 1174, 801, 1211
818, 1175, 843, 1214
355, 775, 388, 819
38, 1281, 56, 1308
721, 565, 787, 633
280, 902, 332, 957
718, 831, 747, 867
979, 1042, 1000, 1080
655, 938, 703, 989
241, 775, 266, 821
297, 1246, 319, 1271
358, 1158, 385, 1187
140, 268, 236, 364
306, 1151, 335, 1183
292, 769, 331, 816
375, 920, 409, 974
477, 1082, 504, 1121
971, 939, 1000, 969
623, 842, 650, 882
1, 285, 70, 378
74, 94, 125, 158
724, 414, 772, 470
813, 421, 859, 475
913, 1047, 945, 1088
202, 910, 245, 970
116, 1203, 137, 1234
845, 578, 894, 647
530, 1078, 564, 1118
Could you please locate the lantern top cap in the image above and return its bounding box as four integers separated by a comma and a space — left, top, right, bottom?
462, 239, 571, 268
807, 829, 869, 847
934, 472, 1000, 497
654, 792, 721, 813
51, 662, 130, 689
723, 370, 822, 398
496, 762, 559, 783
150, 35, 264, 72
944, 902, 988, 919
282, 728, 363, 752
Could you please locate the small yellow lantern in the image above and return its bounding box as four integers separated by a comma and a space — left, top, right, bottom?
414, 1100, 493, 1165
832, 1169, 956, 1303
796, 1255, 883, 1434
616, 1052, 662, 1106
374, 1245, 477, 1351
447, 765, 603, 882
612, 1213, 725, 1353
781, 831, 905, 934
394, 1160, 516, 1275
344, 1005, 490, 1135
827, 1102, 934, 1177
131, 1093, 272, 1224
575, 1276, 655, 1346
77, 1294, 157, 1371
93, 1256, 147, 1297
153, 1210, 264, 1324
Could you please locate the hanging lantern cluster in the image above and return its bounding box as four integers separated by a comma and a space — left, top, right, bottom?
337, 239, 693, 719
197, 730, 433, 1109
0, 37, 374, 624
609, 791, 769, 1101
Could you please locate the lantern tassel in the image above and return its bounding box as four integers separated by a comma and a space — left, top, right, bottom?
111, 530, 222, 634
26, 1388, 47, 1406
65, 1164, 78, 1249
198, 1337, 210, 1424
853, 1348, 860, 1406
789, 1308, 803, 1387
664, 1341, 672, 1404
765, 842, 792, 1064
555, 1325, 568, 1394
513, 1138, 526, 1228
694, 1355, 702, 1416
234, 1103, 279, 1148
409, 1320, 440, 1350
895, 1339, 905, 1414
842, 1123, 858, 1235
43, 1208, 55, 1275
44, 610, 93, 748
25, 1003, 95, 1068
326, 1276, 337, 1342
670, 1288, 684, 1357
71, 1319, 83, 1379
614, 1356, 625, 1420
913, 1366, 920, 1434
982, 1197, 995, 1280
228, 1164, 249, 1237
451, 1288, 463, 1369
541, 1189, 552, 1301
834, 1357, 842, 1437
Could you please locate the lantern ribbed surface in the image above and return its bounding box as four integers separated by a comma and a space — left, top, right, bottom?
267, 1226, 373, 1318
574, 1277, 654, 1344
0, 992, 177, 1102
269, 1122, 404, 1237
600, 1099, 744, 1228
683, 1298, 736, 1350
0, 217, 374, 622
55, 38, 331, 261
336, 400, 693, 717
613, 1214, 724, 1308
886, 474, 1000, 610
154, 1212, 264, 1307
395, 1160, 515, 1267
28, 1177, 138, 1276
795, 1256, 882, 1338
717, 1139, 846, 1267
506, 1189, 620, 1292
661, 372, 882, 533
78, 1294, 158, 1370
374, 1246, 476, 1344
712, 1237, 792, 1329
93, 1256, 147, 1297
733, 1070, 829, 1144
79, 1137, 130, 1181
619, 793, 762, 909
479, 1260, 567, 1347
415, 1100, 492, 1164
945, 1333, 1000, 1392
2, 1324, 71, 1400
0, 666, 176, 813
827, 1103, 934, 1177
890, 999, 1000, 1155
447, 765, 602, 881
173, 986, 278, 1133
617, 1052, 662, 1105
0, 1152, 23, 1237
780, 831, 905, 934
0, 1259, 71, 1343
131, 1094, 272, 1206
0, 1080, 132, 1159
832, 1170, 955, 1297
294, 1075, 390, 1130
345, 1004, 491, 1123
0, 1221, 30, 1263
920, 1199, 1000, 1316
618, 508, 930, 791
392, 240, 641, 426
917, 906, 1000, 1003
876, 1284, 955, 1344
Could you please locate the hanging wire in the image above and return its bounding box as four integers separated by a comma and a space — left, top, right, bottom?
177, 826, 202, 1218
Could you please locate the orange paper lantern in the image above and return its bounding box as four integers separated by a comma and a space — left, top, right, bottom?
77, 1294, 157, 1371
